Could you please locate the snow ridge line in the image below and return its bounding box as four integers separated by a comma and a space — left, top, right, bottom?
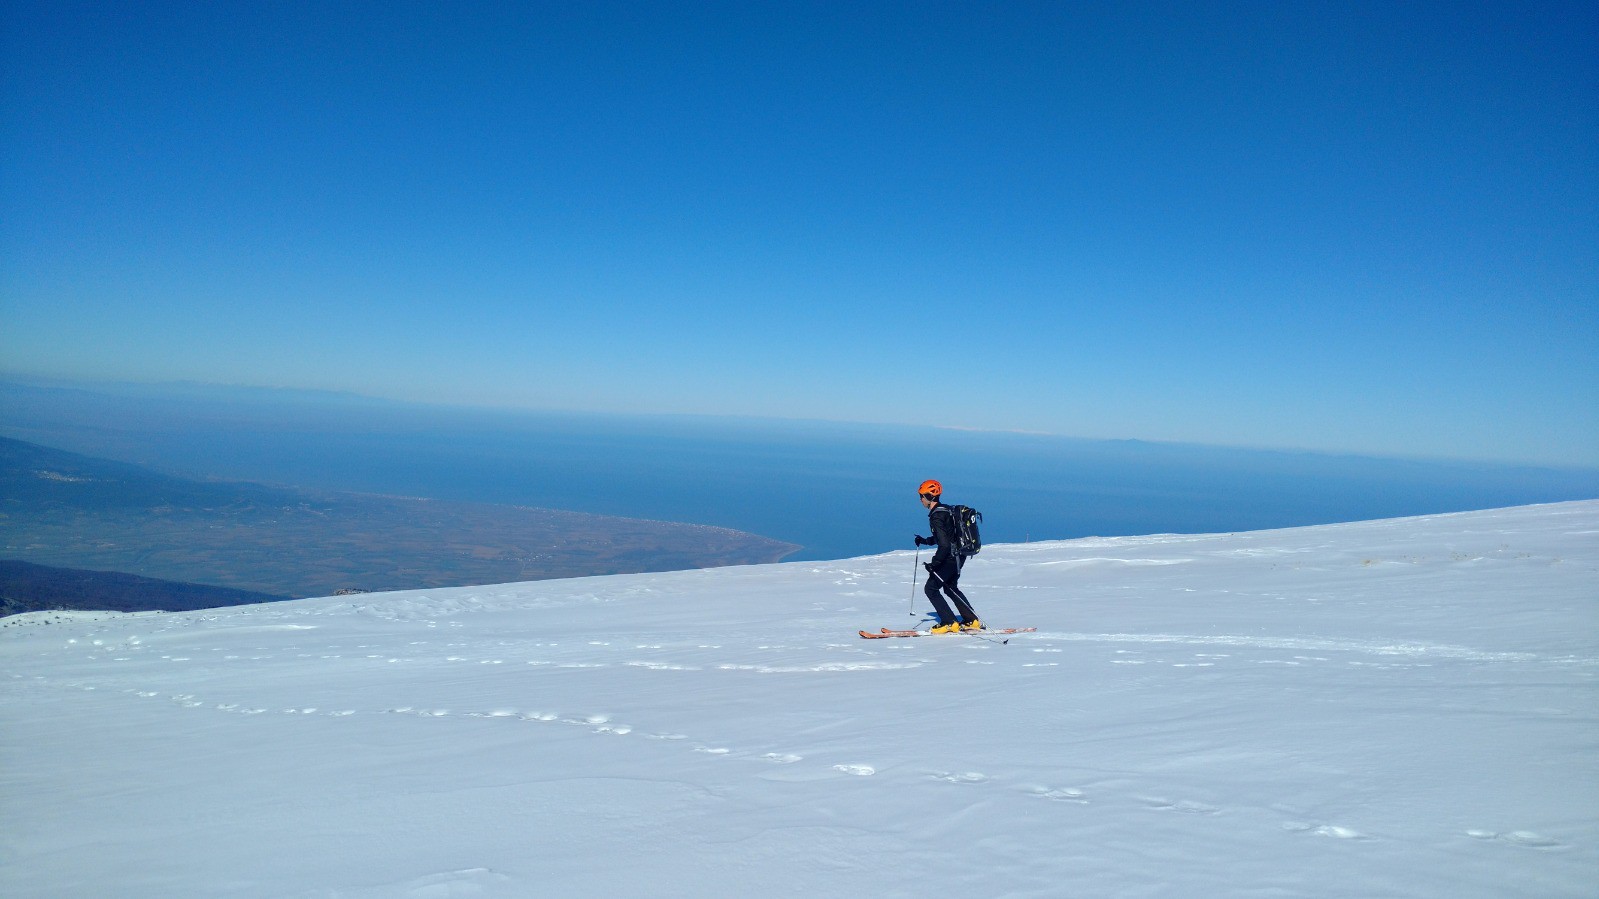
1031, 632, 1587, 663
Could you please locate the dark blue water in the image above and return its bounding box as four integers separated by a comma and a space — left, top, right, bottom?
5, 380, 1597, 561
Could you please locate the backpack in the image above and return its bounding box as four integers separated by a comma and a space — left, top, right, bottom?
949, 504, 983, 557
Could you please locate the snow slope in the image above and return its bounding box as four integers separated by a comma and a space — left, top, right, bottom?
3, 502, 1595, 898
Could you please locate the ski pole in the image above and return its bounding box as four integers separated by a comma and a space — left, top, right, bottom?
914, 547, 927, 614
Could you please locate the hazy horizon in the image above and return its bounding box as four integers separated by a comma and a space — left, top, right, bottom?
7, 371, 1596, 472
5, 377, 1595, 563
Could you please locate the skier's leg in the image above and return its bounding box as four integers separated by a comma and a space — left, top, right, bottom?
935, 560, 978, 623
923, 576, 957, 625
944, 581, 978, 623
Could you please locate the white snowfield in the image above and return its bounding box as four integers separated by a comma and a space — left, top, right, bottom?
3, 502, 1596, 898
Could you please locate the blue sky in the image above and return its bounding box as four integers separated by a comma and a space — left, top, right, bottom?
2, 1, 1595, 466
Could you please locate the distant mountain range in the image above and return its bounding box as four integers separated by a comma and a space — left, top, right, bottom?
0, 437, 798, 608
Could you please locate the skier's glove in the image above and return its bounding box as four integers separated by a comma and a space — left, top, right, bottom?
914, 535, 932, 546
924, 562, 935, 573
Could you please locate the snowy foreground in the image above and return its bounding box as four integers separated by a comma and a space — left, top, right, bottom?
3, 503, 1596, 898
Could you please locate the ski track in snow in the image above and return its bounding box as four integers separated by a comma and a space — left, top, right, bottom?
12, 607, 1581, 856
24, 669, 1453, 850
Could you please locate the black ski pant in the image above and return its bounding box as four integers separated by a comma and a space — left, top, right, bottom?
924, 557, 978, 625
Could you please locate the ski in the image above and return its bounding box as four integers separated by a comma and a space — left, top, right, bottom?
858, 627, 1036, 639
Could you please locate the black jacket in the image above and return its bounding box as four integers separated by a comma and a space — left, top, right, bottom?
927, 503, 960, 568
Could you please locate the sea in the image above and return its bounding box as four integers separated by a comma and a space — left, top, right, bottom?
4, 379, 1597, 562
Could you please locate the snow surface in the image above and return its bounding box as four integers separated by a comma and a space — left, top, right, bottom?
3, 502, 1596, 898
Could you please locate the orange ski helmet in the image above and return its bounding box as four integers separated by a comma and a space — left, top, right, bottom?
918, 479, 943, 498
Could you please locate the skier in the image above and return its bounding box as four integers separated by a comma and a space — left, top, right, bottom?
913, 479, 983, 634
